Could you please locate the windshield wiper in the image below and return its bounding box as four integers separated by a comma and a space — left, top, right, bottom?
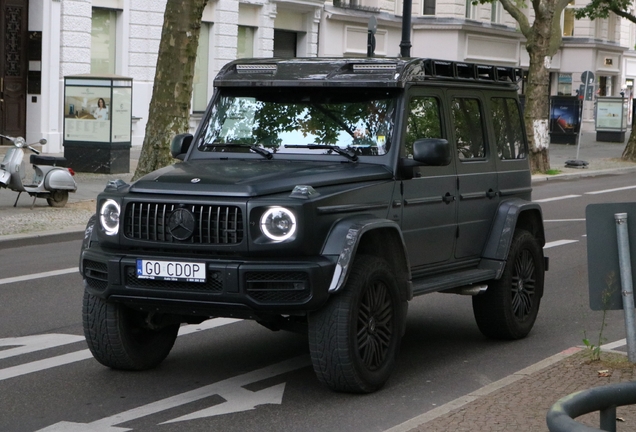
284, 144, 358, 162
201, 143, 273, 159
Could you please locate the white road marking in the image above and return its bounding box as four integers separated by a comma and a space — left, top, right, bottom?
602, 339, 626, 350
534, 195, 581, 203
38, 355, 310, 431
0, 334, 85, 360
586, 185, 636, 195
0, 267, 79, 286
544, 240, 578, 249
0, 318, 240, 382
0, 350, 94, 381
544, 219, 585, 222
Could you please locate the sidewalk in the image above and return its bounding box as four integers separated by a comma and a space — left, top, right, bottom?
391, 347, 636, 432
2, 135, 636, 431
0, 146, 139, 239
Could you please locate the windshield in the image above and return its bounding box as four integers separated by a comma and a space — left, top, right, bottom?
198, 88, 397, 157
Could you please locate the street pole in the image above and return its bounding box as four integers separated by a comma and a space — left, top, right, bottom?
399, 0, 412, 57
615, 213, 636, 363
575, 78, 589, 160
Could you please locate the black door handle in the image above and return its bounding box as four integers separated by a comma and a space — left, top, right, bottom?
486, 189, 497, 199
443, 193, 455, 204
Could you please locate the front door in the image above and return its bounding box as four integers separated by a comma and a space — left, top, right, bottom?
398, 90, 457, 269
0, 0, 28, 141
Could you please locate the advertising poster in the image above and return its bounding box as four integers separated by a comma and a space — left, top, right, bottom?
549, 96, 580, 135
111, 87, 132, 142
596, 98, 627, 130
64, 86, 111, 142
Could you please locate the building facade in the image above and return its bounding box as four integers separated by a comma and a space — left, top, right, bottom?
3, 0, 635, 154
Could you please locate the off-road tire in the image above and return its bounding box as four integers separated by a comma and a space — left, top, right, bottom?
472, 229, 544, 340
47, 190, 68, 207
308, 255, 406, 393
82, 290, 179, 370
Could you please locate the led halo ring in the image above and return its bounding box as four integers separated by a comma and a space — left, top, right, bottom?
260, 207, 297, 241
100, 199, 121, 236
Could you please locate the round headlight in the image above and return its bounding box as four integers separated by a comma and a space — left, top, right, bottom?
100, 199, 120, 236
260, 207, 296, 241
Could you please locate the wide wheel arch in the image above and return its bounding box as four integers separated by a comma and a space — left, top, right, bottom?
322, 216, 412, 302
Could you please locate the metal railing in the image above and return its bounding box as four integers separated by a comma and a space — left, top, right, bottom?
546, 381, 636, 432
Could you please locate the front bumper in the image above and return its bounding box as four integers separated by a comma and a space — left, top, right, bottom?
80, 245, 336, 319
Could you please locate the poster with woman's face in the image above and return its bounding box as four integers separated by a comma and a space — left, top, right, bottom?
64, 86, 111, 142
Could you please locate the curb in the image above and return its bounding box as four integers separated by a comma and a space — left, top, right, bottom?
383, 346, 583, 432
531, 165, 636, 183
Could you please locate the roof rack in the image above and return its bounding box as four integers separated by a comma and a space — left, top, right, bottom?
423, 59, 521, 83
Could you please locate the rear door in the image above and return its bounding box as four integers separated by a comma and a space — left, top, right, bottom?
448, 90, 500, 259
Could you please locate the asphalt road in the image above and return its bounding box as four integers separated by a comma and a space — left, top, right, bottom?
1, 172, 636, 432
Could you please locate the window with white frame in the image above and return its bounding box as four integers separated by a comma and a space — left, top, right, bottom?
422, 0, 435, 15
237, 26, 255, 58
563, 8, 575, 36
465, 0, 476, 19
490, 2, 502, 23
193, 23, 211, 112
91, 8, 117, 74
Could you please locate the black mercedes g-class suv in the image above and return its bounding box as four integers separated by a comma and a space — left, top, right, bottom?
80, 57, 546, 393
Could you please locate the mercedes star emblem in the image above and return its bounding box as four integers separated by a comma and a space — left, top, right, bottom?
167, 208, 195, 241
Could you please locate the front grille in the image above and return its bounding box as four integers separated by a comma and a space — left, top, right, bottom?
84, 259, 108, 291
245, 271, 310, 304
124, 202, 243, 244
125, 266, 223, 293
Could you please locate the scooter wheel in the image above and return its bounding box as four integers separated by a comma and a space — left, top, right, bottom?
47, 190, 69, 207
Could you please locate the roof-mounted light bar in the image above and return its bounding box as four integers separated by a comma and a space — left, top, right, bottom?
236, 64, 277, 74
352, 64, 397, 72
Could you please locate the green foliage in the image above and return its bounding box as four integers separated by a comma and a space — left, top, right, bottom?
575, 0, 636, 23
583, 273, 617, 361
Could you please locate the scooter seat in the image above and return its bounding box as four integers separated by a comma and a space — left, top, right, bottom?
30, 155, 68, 167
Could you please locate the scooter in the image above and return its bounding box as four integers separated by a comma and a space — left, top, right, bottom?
0, 134, 77, 208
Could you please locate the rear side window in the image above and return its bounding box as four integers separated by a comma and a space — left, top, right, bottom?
451, 98, 485, 160
405, 96, 443, 157
490, 97, 526, 160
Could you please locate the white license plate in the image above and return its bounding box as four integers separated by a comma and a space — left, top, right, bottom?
136, 259, 206, 283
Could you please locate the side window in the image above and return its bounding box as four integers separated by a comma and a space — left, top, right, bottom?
490, 97, 527, 160
404, 97, 442, 157
451, 98, 485, 160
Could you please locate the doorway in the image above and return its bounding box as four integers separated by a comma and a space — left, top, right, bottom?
0, 0, 28, 142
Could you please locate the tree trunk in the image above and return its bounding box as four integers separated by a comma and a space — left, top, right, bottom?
622, 117, 636, 161
524, 43, 552, 173
132, 0, 208, 181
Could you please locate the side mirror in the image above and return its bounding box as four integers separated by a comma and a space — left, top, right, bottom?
412, 138, 451, 166
399, 138, 451, 180
170, 133, 193, 160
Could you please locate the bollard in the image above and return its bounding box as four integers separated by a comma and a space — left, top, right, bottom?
614, 213, 636, 363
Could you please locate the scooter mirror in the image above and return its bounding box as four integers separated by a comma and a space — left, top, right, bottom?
39, 139, 47, 145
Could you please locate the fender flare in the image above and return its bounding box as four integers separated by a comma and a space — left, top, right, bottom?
79, 214, 98, 275
481, 198, 545, 275
321, 215, 412, 297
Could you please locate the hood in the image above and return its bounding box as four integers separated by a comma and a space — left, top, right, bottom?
130, 159, 393, 197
